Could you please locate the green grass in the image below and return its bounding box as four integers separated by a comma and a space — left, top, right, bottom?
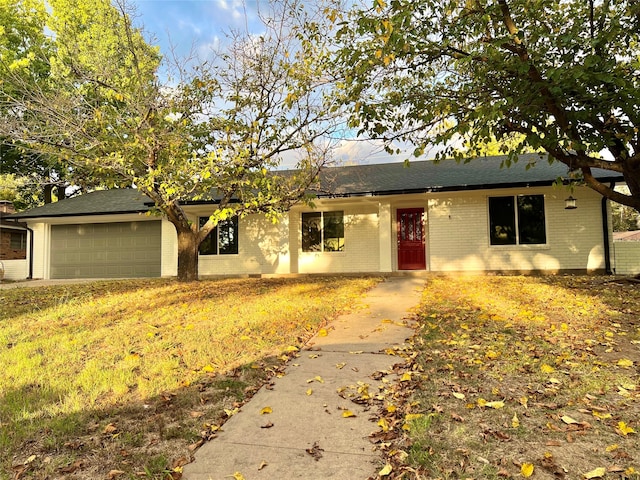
0, 276, 379, 479
388, 275, 640, 479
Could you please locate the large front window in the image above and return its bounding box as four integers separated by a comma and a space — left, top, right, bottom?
199, 217, 238, 255
302, 211, 344, 252
489, 195, 546, 245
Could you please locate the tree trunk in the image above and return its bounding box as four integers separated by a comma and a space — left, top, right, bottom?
176, 229, 199, 282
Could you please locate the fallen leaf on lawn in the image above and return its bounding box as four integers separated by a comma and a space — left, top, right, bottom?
605, 444, 619, 452
189, 411, 204, 418
224, 408, 239, 417
520, 396, 529, 408
342, 410, 356, 418
561, 415, 579, 425
521, 463, 534, 477
379, 463, 393, 476
485, 401, 504, 409
583, 467, 606, 478
512, 413, 520, 428
283, 346, 299, 352
378, 418, 390, 432
107, 470, 126, 479
240, 335, 251, 341
400, 372, 412, 381
616, 358, 634, 368
201, 364, 215, 373
541, 364, 555, 373
452, 392, 466, 400
615, 421, 635, 436
260, 406, 272, 415
103, 423, 118, 434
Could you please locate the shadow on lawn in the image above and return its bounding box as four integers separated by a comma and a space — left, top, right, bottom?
2, 355, 286, 480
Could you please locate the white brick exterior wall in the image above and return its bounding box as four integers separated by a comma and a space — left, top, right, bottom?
294, 202, 381, 274
427, 186, 608, 273
613, 242, 640, 275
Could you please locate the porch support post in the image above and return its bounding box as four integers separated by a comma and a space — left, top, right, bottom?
378, 201, 393, 272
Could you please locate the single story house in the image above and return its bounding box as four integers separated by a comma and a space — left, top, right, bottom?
5, 154, 638, 280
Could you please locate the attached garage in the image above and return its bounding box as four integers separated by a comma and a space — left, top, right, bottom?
50, 221, 161, 279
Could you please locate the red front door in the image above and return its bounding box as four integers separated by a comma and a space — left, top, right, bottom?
397, 208, 426, 270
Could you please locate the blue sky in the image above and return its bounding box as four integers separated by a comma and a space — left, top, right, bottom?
130, 1, 262, 59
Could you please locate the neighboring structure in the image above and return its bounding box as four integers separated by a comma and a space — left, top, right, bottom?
0, 200, 30, 280
5, 154, 634, 280
612, 230, 640, 276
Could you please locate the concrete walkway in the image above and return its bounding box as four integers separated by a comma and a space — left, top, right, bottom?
183, 276, 425, 480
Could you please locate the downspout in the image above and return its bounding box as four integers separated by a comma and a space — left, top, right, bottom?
26, 224, 34, 279
601, 183, 614, 275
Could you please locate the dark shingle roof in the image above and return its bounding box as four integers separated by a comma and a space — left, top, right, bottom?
8, 154, 624, 219
9, 189, 154, 219
315, 154, 622, 197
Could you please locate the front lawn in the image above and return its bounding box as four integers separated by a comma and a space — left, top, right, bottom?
0, 276, 379, 479
378, 276, 640, 479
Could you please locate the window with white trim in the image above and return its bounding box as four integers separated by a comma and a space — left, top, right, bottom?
302, 211, 344, 252
199, 216, 239, 255
489, 195, 546, 245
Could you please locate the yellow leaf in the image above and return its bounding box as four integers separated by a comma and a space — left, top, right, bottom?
379, 463, 393, 476
318, 328, 328, 337
605, 444, 619, 452
400, 372, 412, 382
387, 404, 397, 413
625, 467, 636, 476
512, 413, 520, 428
520, 396, 529, 408
521, 463, 534, 477
342, 410, 356, 418
405, 413, 424, 422
583, 467, 606, 478
485, 401, 504, 409
561, 415, 579, 425
477, 398, 487, 407
240, 335, 251, 341
335, 362, 346, 369
452, 392, 466, 400
201, 364, 215, 373
283, 345, 299, 352
378, 418, 390, 432
260, 406, 272, 415
541, 364, 555, 373
617, 358, 634, 368
616, 421, 636, 436
306, 389, 313, 396
232, 473, 245, 480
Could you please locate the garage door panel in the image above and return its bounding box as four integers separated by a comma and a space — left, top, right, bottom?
51, 221, 161, 279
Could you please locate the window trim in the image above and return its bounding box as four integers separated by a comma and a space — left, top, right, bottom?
488, 194, 548, 247
198, 216, 239, 256
301, 210, 345, 253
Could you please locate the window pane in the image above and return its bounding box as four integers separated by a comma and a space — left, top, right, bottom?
302, 212, 322, 252
489, 196, 516, 245
518, 195, 546, 244
10, 232, 26, 250
198, 217, 218, 255
323, 211, 344, 252
218, 217, 238, 254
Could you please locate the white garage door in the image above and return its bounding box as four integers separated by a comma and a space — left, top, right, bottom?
50, 221, 161, 279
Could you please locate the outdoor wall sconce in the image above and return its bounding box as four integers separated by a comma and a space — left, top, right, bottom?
564, 195, 577, 210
